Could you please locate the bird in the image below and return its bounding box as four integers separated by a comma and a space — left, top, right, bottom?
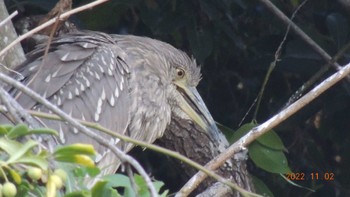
4, 30, 227, 176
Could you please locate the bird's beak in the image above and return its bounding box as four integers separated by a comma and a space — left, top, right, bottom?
175, 82, 222, 141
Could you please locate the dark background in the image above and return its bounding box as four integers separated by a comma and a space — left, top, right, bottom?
4, 0, 350, 196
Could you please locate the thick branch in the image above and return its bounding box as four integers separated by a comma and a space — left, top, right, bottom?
159, 116, 253, 196
0, 0, 25, 69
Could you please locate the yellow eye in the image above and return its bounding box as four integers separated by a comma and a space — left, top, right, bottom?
176, 68, 185, 79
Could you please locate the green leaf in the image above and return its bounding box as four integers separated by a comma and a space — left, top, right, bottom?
16, 155, 49, 170
64, 190, 91, 197
103, 174, 132, 188
0, 138, 22, 155
6, 124, 29, 139
256, 130, 286, 151
54, 144, 96, 156
249, 142, 291, 174
133, 174, 168, 197
54, 155, 95, 167
91, 180, 121, 197
252, 176, 274, 197
28, 128, 58, 136
0, 126, 9, 136
38, 150, 50, 157
91, 181, 107, 197
231, 122, 257, 143
280, 174, 316, 192
134, 174, 148, 196
0, 124, 14, 132
16, 179, 36, 196
7, 140, 38, 163
101, 167, 167, 196
103, 174, 135, 197
86, 167, 100, 177
72, 166, 86, 177
70, 166, 100, 178
8, 168, 22, 184
153, 181, 168, 197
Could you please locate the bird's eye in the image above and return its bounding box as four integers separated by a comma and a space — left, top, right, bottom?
176, 68, 185, 79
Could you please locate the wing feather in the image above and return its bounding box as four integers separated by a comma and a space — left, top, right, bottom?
10, 31, 132, 174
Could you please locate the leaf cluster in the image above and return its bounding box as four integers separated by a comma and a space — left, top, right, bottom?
0, 124, 167, 197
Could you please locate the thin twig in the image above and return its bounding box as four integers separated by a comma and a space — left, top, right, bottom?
126, 164, 138, 195
284, 40, 350, 108
0, 0, 109, 59
17, 10, 63, 100
0, 10, 17, 28
253, 0, 309, 119
0, 86, 22, 123
0, 72, 158, 197
177, 60, 350, 195
0, 85, 40, 128
257, 0, 341, 69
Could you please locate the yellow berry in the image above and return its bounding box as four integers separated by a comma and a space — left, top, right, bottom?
28, 167, 42, 181
2, 182, 17, 197
50, 174, 63, 189
53, 169, 67, 182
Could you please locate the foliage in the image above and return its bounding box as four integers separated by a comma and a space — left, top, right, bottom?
230, 122, 290, 174
0, 124, 167, 197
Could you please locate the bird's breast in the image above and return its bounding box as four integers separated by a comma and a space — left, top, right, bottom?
126, 66, 171, 144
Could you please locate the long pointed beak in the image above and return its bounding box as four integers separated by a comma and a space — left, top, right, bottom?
175, 83, 222, 141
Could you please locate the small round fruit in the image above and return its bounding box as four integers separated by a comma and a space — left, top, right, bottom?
50, 174, 63, 189
2, 182, 17, 197
28, 167, 42, 181
53, 169, 67, 182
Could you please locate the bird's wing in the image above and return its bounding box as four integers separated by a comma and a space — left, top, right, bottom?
10, 31, 131, 172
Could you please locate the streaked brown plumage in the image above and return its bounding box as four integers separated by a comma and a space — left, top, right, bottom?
6, 30, 227, 176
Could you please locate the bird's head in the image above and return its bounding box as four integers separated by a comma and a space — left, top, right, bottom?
115, 35, 223, 141
165, 51, 223, 141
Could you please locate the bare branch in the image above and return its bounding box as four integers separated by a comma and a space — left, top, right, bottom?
253, 0, 309, 119
257, 0, 341, 68
0, 85, 41, 128
0, 1, 25, 69
0, 10, 17, 28
0, 86, 21, 123
37, 0, 72, 35
0, 0, 110, 59
177, 60, 350, 195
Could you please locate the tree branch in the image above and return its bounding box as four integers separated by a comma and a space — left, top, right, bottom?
0, 1, 25, 69
0, 10, 17, 28
0, 0, 109, 59
177, 60, 350, 195
257, 0, 340, 68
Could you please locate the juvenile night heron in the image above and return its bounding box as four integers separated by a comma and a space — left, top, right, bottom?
6, 30, 226, 175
